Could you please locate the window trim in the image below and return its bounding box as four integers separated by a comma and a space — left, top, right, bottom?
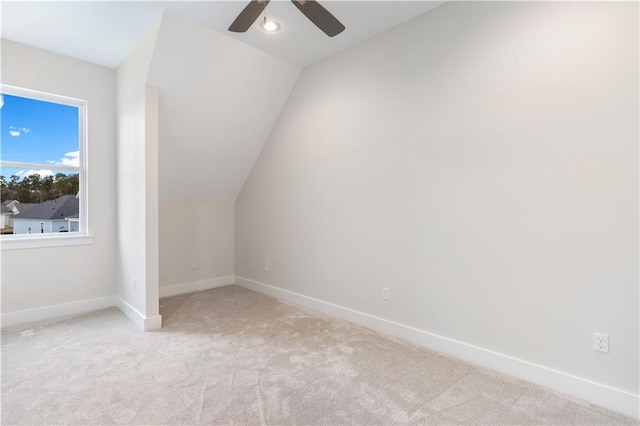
1, 84, 91, 249
1, 234, 94, 250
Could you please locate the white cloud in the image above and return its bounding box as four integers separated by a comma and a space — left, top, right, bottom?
16, 169, 54, 178
54, 151, 80, 167
8, 126, 31, 137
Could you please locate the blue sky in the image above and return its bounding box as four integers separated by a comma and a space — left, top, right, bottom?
0, 93, 79, 179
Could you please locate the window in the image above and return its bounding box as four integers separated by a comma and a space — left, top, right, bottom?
0, 85, 90, 249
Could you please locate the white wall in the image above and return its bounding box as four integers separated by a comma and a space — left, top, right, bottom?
1, 40, 117, 314
147, 12, 300, 294
144, 85, 160, 315
159, 202, 234, 295
115, 24, 161, 329
147, 12, 301, 204
236, 1, 639, 415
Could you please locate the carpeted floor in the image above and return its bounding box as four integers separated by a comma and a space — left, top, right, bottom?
1, 285, 636, 425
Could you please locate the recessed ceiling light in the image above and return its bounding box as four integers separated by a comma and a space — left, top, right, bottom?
260, 16, 281, 33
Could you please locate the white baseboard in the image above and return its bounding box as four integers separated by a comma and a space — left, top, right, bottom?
1, 296, 116, 328
159, 275, 235, 298
235, 275, 639, 420
115, 297, 162, 331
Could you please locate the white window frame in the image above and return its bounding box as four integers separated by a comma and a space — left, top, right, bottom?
0, 84, 93, 250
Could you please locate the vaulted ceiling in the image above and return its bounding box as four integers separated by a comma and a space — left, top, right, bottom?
147, 12, 301, 203
2, 1, 446, 203
1, 1, 444, 68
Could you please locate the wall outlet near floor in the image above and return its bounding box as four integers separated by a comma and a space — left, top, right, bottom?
382, 287, 390, 301
191, 260, 198, 270
264, 262, 269, 272
593, 333, 609, 353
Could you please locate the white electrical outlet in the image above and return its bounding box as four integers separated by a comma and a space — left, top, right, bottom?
191, 260, 198, 270
594, 333, 609, 353
382, 287, 390, 301
264, 262, 269, 272
132, 279, 136, 291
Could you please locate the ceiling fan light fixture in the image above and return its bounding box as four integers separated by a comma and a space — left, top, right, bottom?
260, 16, 281, 32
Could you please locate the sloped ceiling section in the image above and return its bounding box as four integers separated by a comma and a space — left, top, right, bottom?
147, 12, 302, 203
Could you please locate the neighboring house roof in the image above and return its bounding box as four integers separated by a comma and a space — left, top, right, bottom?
1, 200, 17, 214
13, 195, 79, 220
16, 203, 37, 213
1, 200, 37, 215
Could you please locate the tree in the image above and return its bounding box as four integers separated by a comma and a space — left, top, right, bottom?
4, 175, 22, 202
26, 174, 42, 202
0, 175, 7, 202
41, 176, 54, 201
16, 181, 31, 203
0, 172, 79, 203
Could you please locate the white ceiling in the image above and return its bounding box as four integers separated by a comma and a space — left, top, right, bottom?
1, 1, 444, 68
148, 11, 301, 202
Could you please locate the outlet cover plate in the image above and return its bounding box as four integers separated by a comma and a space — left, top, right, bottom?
594, 333, 609, 353
382, 287, 390, 301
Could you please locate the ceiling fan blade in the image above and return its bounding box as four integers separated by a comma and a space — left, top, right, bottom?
229, 0, 270, 33
290, 0, 345, 37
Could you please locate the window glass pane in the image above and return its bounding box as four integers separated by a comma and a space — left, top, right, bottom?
0, 94, 79, 164
1, 168, 80, 235
1, 90, 83, 238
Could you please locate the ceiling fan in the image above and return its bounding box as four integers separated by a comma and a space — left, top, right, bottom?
229, 0, 345, 37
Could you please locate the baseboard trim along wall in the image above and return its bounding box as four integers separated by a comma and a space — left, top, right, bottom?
234, 275, 640, 419
1, 296, 117, 328
159, 275, 235, 299
1, 295, 163, 332
116, 297, 162, 331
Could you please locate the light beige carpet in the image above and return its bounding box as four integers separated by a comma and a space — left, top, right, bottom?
1, 285, 636, 425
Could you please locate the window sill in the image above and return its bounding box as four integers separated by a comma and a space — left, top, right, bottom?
0, 234, 94, 250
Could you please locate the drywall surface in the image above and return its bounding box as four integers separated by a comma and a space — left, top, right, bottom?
159, 202, 234, 288
115, 24, 160, 324
149, 12, 300, 295
147, 12, 301, 203
145, 85, 160, 316
236, 0, 639, 399
0, 40, 117, 312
